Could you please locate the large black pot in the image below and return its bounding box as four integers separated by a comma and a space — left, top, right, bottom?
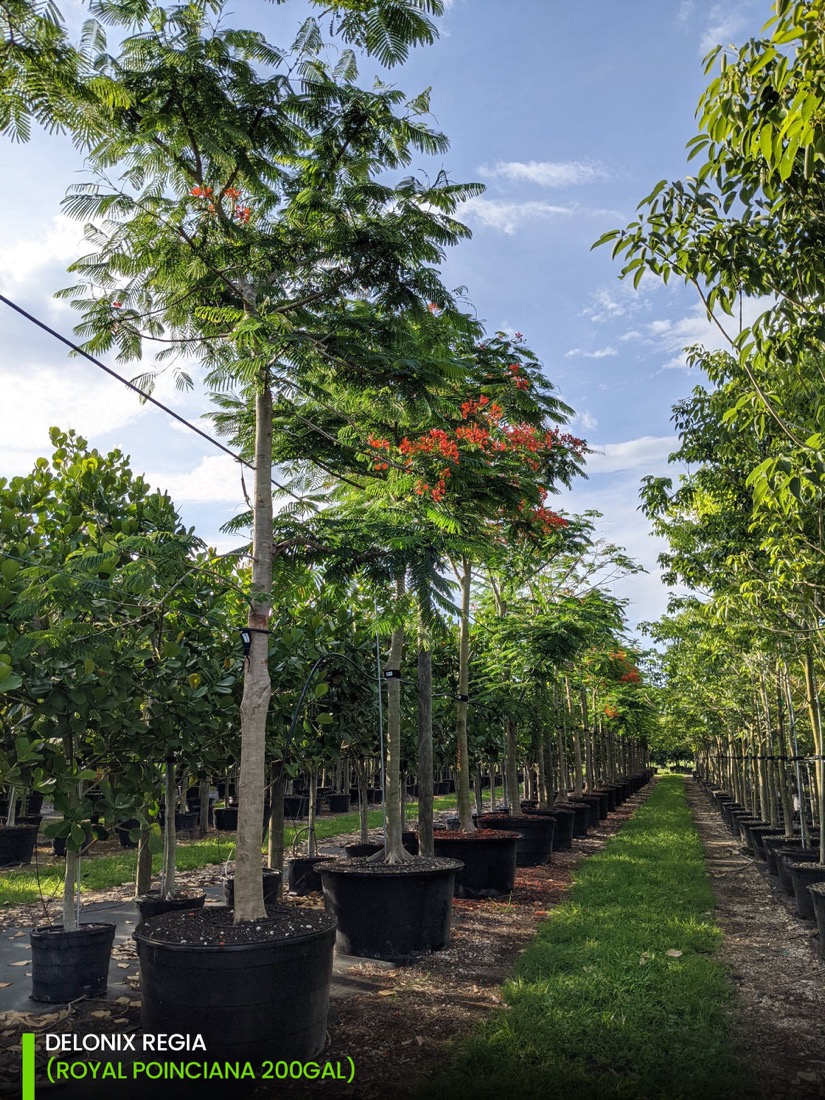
283, 795, 309, 819
432, 830, 519, 898
477, 814, 554, 866
346, 842, 382, 858
214, 807, 238, 831
117, 818, 140, 849
0, 825, 38, 866
31, 923, 115, 1003
749, 826, 785, 861
52, 825, 96, 858
575, 795, 602, 829
135, 893, 206, 921
345, 832, 417, 859
135, 907, 337, 1061
286, 856, 332, 896
776, 846, 821, 895
564, 801, 591, 838
763, 834, 804, 875
319, 857, 462, 963
809, 882, 825, 959
790, 862, 825, 920
327, 793, 351, 814
590, 790, 611, 819
224, 870, 282, 908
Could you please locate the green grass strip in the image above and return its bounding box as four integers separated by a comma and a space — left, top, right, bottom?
433, 775, 744, 1100
0, 791, 469, 906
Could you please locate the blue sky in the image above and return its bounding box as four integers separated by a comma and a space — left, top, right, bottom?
0, 0, 767, 629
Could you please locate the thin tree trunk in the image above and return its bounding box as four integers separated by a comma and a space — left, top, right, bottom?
266, 763, 286, 872
565, 676, 583, 798
198, 779, 209, 837
162, 759, 177, 896
136, 827, 153, 896
235, 381, 273, 922
454, 558, 474, 832
383, 574, 411, 863
504, 719, 519, 812
417, 594, 434, 857
307, 768, 318, 857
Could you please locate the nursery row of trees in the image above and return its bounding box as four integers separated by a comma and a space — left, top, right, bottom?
598, 0, 825, 847
0, 0, 657, 926
0, 425, 655, 912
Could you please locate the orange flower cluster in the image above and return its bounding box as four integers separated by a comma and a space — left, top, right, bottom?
190, 184, 250, 222
620, 669, 641, 683
604, 704, 619, 719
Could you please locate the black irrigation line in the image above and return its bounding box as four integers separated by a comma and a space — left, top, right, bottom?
0, 292, 304, 502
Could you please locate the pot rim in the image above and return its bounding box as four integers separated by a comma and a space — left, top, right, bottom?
134, 911, 336, 952
319, 856, 463, 878
32, 921, 116, 937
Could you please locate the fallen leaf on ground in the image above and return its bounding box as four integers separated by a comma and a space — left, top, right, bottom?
666, 950, 683, 958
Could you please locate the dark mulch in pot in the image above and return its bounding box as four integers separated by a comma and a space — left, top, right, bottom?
135, 904, 335, 946
432, 829, 517, 840
319, 856, 461, 875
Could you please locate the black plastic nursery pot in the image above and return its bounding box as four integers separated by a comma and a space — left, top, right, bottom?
737, 817, 763, 847
575, 795, 602, 830
432, 830, 520, 898
563, 801, 591, 838
346, 842, 383, 858
214, 807, 238, 831
477, 813, 554, 866
224, 870, 282, 908
286, 856, 332, 896
327, 793, 351, 814
31, 923, 116, 1003
776, 847, 821, 895
135, 906, 337, 1061
0, 824, 38, 867
763, 834, 804, 875
135, 892, 206, 922
345, 832, 417, 860
283, 795, 309, 819
117, 818, 140, 849
749, 826, 785, 861
525, 807, 575, 851
319, 857, 462, 963
591, 790, 611, 819
808, 882, 825, 959
790, 862, 825, 920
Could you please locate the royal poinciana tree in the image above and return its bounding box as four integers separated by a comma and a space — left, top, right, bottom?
56, 0, 480, 918
213, 319, 589, 846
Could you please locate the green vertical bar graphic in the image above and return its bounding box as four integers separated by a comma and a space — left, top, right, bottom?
21, 1032, 35, 1100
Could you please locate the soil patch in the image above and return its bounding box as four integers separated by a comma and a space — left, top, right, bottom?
686, 780, 825, 1098
134, 904, 335, 946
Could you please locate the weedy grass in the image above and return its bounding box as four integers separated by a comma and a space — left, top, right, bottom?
0, 791, 468, 906
433, 776, 745, 1100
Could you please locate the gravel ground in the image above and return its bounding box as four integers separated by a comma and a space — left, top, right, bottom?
686, 780, 825, 1099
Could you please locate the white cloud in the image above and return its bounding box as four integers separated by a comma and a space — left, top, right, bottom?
0, 358, 150, 477
478, 159, 610, 188
577, 410, 599, 431
586, 435, 676, 475
458, 197, 572, 235
653, 295, 772, 368
0, 215, 86, 289
700, 7, 748, 53
564, 346, 618, 360
145, 455, 246, 505
581, 277, 663, 323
